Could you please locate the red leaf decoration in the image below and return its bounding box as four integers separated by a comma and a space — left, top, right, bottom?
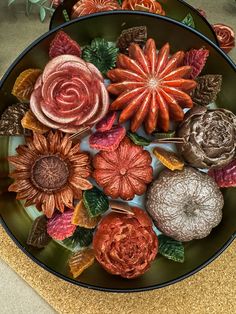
49, 31, 82, 59
96, 111, 117, 132
89, 125, 126, 151
208, 160, 236, 188
183, 48, 209, 79
47, 209, 76, 241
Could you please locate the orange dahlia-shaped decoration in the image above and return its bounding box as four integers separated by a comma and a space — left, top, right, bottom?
107, 38, 197, 133
93, 137, 153, 200
8, 131, 92, 218
122, 0, 165, 15
71, 0, 120, 18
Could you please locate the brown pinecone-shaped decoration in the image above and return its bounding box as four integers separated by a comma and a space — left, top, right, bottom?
191, 74, 222, 106
0, 103, 29, 135
116, 26, 147, 54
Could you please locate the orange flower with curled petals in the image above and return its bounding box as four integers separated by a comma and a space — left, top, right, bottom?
93, 206, 158, 279
122, 0, 165, 15
71, 0, 121, 18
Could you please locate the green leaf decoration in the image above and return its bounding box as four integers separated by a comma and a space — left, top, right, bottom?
152, 130, 176, 139
117, 0, 122, 5
26, 1, 33, 15
127, 132, 151, 146
29, 0, 41, 3
158, 235, 184, 263
8, 0, 16, 6
181, 13, 195, 28
62, 227, 93, 250
39, 6, 46, 22
62, 9, 70, 22
82, 38, 119, 75
83, 187, 109, 218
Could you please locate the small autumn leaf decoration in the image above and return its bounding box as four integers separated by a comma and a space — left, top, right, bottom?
127, 131, 151, 146
82, 38, 119, 75
181, 13, 195, 28
83, 186, 109, 218
63, 227, 94, 250
158, 234, 185, 263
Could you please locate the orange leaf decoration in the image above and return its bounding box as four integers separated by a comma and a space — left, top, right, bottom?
12, 69, 42, 101
72, 200, 100, 228
153, 147, 184, 171
69, 248, 95, 278
122, 0, 165, 15
21, 110, 50, 134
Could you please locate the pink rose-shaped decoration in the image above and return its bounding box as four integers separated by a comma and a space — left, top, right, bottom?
213, 24, 235, 53
30, 55, 109, 133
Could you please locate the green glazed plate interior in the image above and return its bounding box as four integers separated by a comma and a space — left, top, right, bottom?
49, 0, 219, 45
0, 12, 236, 292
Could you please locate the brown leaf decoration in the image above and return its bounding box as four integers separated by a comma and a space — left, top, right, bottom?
116, 26, 147, 54
27, 215, 51, 248
0, 103, 29, 135
191, 74, 222, 106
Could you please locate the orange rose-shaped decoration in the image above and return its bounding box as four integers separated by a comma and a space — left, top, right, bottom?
213, 24, 235, 53
30, 55, 109, 133
122, 0, 165, 15
93, 207, 158, 279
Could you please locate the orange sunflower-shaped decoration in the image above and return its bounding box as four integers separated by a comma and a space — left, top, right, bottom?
107, 38, 197, 133
93, 137, 153, 200
8, 131, 92, 218
71, 0, 120, 18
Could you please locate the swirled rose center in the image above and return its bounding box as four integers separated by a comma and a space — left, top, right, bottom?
51, 76, 89, 108
31, 155, 69, 192
218, 32, 226, 41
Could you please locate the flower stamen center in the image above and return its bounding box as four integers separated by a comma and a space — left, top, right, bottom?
147, 77, 159, 89
31, 155, 69, 192
120, 167, 127, 176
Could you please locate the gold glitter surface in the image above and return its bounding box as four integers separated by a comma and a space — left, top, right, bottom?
0, 226, 236, 314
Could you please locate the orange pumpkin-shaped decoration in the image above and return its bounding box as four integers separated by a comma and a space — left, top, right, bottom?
93, 137, 153, 200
